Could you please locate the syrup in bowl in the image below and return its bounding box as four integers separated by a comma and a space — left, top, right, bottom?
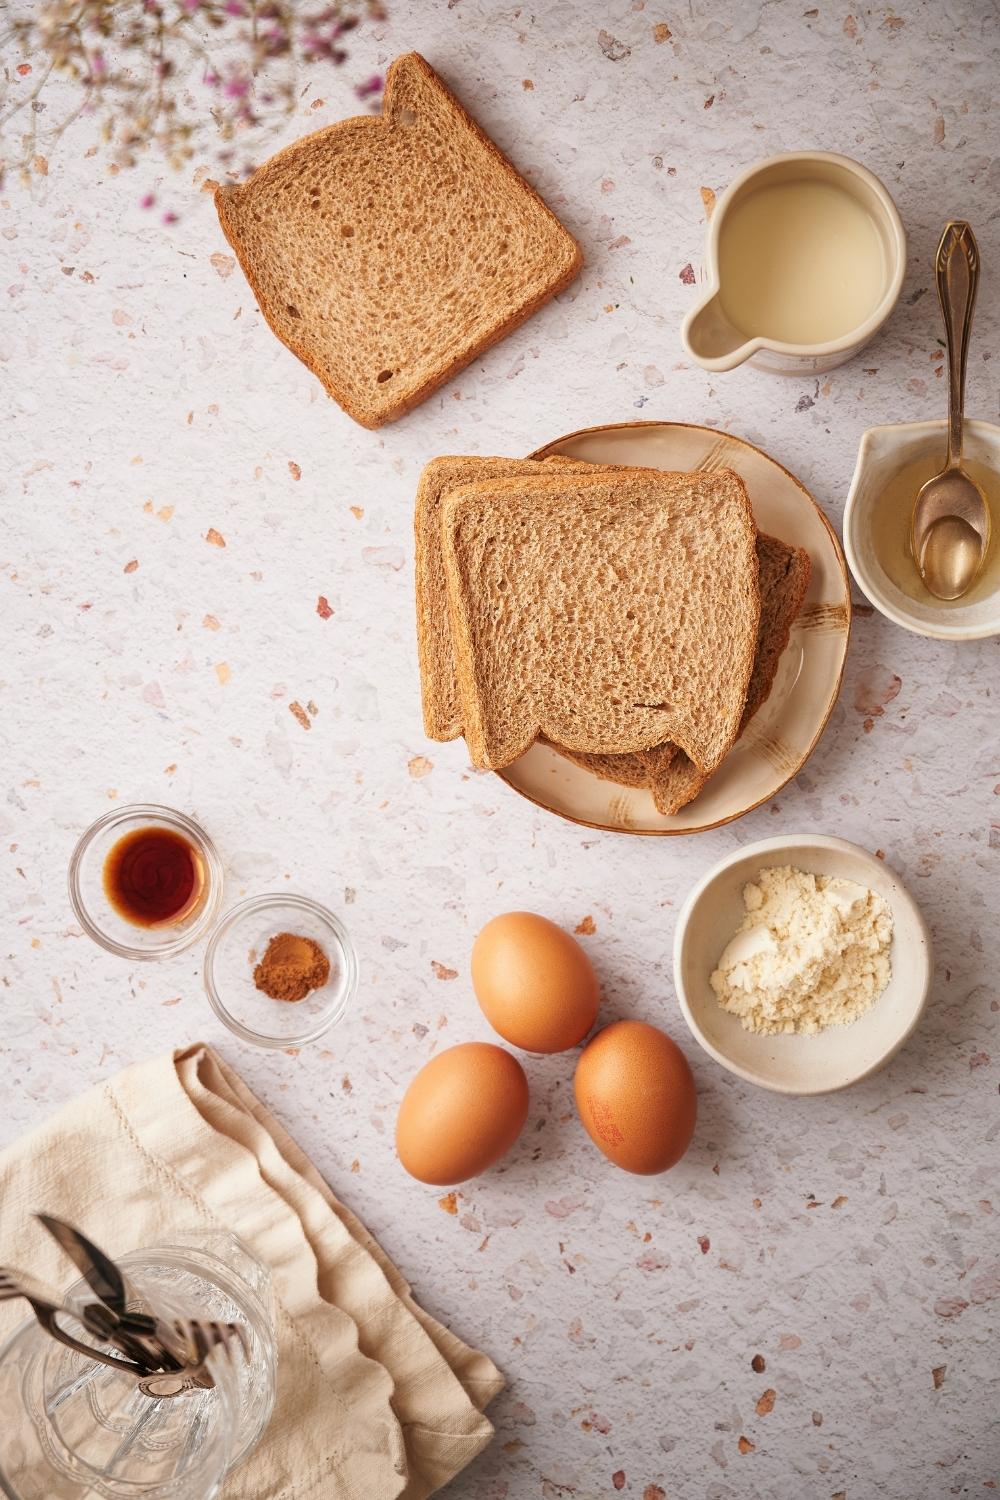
870, 452, 999, 607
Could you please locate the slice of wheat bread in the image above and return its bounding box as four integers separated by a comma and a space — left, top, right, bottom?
215, 53, 582, 429
441, 469, 760, 771
418, 454, 661, 784
549, 739, 680, 786
554, 533, 809, 797
641, 533, 812, 814
546, 742, 672, 787
416, 456, 620, 741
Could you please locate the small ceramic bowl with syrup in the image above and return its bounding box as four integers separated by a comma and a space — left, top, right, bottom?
203, 893, 358, 1049
69, 804, 224, 959
844, 418, 1000, 639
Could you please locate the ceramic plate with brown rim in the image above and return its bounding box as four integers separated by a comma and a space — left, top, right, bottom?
495, 421, 851, 836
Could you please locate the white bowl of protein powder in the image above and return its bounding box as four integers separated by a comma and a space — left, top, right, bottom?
673, 834, 932, 1095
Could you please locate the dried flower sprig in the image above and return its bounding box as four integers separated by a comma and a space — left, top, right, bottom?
0, 1, 387, 190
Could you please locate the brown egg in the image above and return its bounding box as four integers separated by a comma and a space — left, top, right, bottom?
574, 1020, 696, 1174
396, 1042, 529, 1185
471, 912, 600, 1053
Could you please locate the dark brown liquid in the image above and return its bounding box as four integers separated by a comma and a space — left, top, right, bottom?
103, 827, 204, 927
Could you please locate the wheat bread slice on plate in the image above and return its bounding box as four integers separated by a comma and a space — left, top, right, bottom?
554, 534, 810, 802
441, 469, 760, 771
416, 456, 622, 741
545, 743, 674, 787
641, 533, 812, 814
416, 454, 655, 784
215, 52, 582, 429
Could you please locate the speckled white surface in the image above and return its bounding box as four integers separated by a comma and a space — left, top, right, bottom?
3, 2, 1000, 1496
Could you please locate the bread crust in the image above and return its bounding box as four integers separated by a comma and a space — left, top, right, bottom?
642, 536, 812, 814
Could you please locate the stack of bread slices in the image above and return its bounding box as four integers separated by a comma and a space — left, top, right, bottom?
414, 456, 811, 815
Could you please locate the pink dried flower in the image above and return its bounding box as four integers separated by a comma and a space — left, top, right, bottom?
162, 210, 178, 224
139, 191, 155, 208
3, 0, 389, 193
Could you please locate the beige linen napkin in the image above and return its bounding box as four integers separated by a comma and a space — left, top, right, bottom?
0, 1043, 503, 1499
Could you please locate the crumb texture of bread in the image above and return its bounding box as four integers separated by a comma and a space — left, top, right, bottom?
568, 534, 811, 810
641, 533, 812, 814
416, 455, 618, 743
441, 469, 760, 772
215, 52, 582, 428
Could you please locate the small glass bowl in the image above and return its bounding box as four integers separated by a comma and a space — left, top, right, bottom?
203, 894, 357, 1048
68, 804, 224, 960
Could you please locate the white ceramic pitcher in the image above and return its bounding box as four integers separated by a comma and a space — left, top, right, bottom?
681, 150, 906, 375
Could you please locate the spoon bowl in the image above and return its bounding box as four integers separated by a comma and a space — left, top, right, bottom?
912, 465, 990, 599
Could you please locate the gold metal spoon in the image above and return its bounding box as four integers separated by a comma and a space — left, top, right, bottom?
911, 221, 990, 600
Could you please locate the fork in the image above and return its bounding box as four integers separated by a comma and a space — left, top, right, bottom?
38, 1213, 185, 1373
164, 1315, 250, 1391
0, 1266, 146, 1376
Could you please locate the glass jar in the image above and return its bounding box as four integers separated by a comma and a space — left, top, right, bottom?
0, 1231, 276, 1500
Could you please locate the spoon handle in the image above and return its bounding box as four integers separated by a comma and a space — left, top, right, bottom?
936, 220, 979, 470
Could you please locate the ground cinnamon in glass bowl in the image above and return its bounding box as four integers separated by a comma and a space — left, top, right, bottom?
203, 895, 357, 1048
253, 932, 330, 1003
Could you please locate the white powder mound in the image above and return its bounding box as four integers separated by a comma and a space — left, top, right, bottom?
710, 865, 893, 1036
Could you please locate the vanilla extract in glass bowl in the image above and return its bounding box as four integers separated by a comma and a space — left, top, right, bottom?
104, 824, 205, 926
69, 805, 224, 960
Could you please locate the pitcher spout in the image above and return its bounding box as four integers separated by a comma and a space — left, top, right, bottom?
681, 290, 755, 372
